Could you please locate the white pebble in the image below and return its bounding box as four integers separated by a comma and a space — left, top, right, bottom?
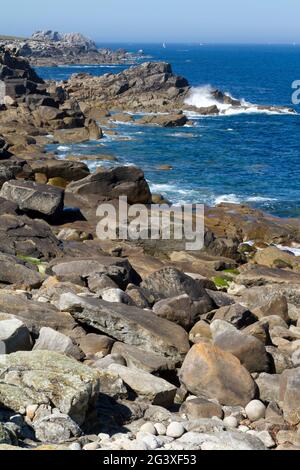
83, 442, 100, 451
69, 443, 81, 451
166, 422, 185, 438
223, 416, 238, 429
238, 425, 250, 432
136, 432, 162, 450
98, 433, 110, 441
140, 422, 157, 435
245, 400, 266, 422
154, 423, 167, 436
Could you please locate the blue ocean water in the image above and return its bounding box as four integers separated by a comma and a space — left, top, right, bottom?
38, 44, 300, 218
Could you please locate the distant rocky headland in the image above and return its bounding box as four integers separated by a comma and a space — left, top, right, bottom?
0, 46, 300, 451
0, 30, 144, 66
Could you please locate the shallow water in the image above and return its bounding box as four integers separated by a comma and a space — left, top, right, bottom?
39, 44, 300, 217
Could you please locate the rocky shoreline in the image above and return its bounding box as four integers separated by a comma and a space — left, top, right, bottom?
0, 47, 300, 451
0, 30, 145, 67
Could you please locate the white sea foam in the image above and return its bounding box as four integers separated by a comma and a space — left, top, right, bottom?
276, 244, 300, 257
214, 194, 241, 205
57, 145, 71, 151
184, 85, 296, 117
246, 196, 278, 202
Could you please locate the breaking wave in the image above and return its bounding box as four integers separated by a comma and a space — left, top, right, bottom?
184, 85, 296, 116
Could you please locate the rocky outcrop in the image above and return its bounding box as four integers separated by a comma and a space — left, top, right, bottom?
66, 166, 152, 205
63, 62, 190, 113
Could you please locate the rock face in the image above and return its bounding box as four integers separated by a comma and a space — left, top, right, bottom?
0, 319, 32, 353
66, 166, 152, 205
63, 62, 190, 112
0, 46, 44, 105
179, 342, 256, 406
214, 329, 270, 373
0, 180, 64, 217
59, 293, 190, 362
0, 252, 43, 288
0, 351, 100, 425
0, 213, 62, 259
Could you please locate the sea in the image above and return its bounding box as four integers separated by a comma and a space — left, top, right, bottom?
36, 44, 300, 218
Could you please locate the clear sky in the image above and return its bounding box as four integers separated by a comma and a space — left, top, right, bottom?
2, 0, 300, 44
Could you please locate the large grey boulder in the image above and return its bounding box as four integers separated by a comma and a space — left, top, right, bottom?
59, 293, 190, 362
0, 180, 64, 217
279, 367, 300, 425
0, 319, 32, 354
0, 351, 100, 425
66, 166, 151, 205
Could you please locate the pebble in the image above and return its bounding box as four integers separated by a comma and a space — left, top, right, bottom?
69, 443, 81, 451
166, 422, 185, 438
83, 442, 100, 451
26, 404, 38, 421
249, 430, 275, 448
140, 422, 157, 435
223, 416, 238, 429
245, 400, 266, 422
154, 423, 167, 436
98, 433, 110, 441
238, 425, 250, 433
136, 432, 162, 450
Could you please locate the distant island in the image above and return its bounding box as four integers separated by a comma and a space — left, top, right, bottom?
0, 30, 144, 66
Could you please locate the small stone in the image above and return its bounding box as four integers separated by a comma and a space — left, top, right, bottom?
98, 433, 110, 441
223, 416, 238, 429
69, 442, 81, 450
255, 430, 275, 448
83, 442, 100, 451
136, 432, 162, 450
140, 422, 157, 435
238, 425, 250, 432
154, 423, 166, 436
26, 404, 39, 421
245, 400, 266, 422
166, 422, 185, 438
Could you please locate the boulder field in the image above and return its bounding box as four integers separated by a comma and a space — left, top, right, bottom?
0, 48, 299, 451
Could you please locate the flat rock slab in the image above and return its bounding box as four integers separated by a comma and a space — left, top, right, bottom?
236, 265, 300, 286
50, 255, 140, 289
111, 342, 176, 373
0, 292, 76, 336
0, 351, 100, 425
108, 364, 176, 407
60, 293, 190, 362
0, 180, 64, 216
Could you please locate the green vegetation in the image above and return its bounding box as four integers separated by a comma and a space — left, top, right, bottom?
17, 255, 46, 275
212, 276, 231, 289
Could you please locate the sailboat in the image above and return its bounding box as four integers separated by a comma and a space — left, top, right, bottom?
162, 42, 167, 49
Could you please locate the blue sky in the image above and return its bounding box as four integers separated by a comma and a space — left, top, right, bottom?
2, 0, 300, 43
